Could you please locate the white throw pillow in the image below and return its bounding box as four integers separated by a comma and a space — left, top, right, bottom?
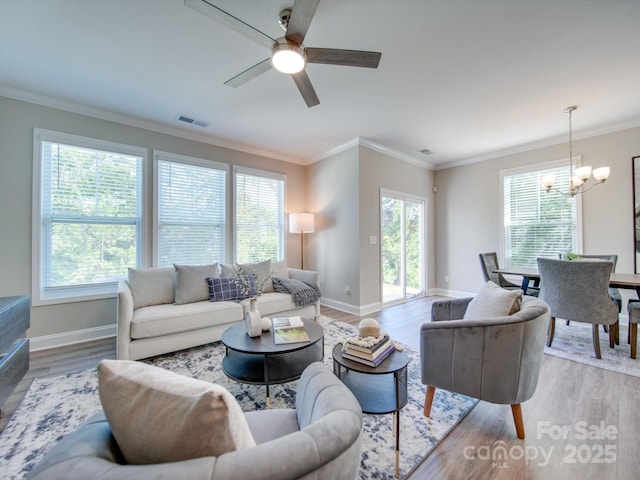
174, 263, 219, 304
463, 281, 523, 320
127, 267, 175, 310
98, 359, 256, 465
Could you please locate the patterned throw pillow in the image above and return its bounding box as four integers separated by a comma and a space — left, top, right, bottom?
207, 275, 257, 302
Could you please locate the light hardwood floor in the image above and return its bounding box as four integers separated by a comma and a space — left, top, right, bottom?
2, 297, 639, 479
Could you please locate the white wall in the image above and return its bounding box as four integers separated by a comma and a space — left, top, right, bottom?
0, 96, 307, 342
434, 126, 640, 297
307, 146, 361, 309
308, 143, 435, 314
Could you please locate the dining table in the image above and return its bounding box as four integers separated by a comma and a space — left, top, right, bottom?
494, 266, 640, 298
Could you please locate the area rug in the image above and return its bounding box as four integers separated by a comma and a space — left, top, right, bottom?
544, 319, 640, 377
0, 317, 477, 480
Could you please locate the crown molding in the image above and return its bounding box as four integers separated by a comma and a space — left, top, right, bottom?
0, 83, 305, 165
436, 116, 640, 171
313, 137, 434, 170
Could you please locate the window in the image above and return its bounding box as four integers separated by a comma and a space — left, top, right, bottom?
33, 129, 145, 304
502, 159, 582, 268
155, 152, 227, 266
234, 166, 285, 263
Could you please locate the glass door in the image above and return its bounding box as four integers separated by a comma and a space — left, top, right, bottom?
381, 192, 425, 305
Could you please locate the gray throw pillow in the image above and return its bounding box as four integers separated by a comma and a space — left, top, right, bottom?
127, 267, 175, 310
463, 281, 523, 320
221, 260, 272, 293
174, 263, 219, 305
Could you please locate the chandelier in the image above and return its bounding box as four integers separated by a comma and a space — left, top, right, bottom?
540, 105, 610, 196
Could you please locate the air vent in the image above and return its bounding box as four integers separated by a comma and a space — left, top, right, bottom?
420, 148, 434, 155
176, 114, 210, 128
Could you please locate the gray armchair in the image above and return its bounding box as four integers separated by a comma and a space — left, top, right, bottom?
420, 295, 550, 439
28, 362, 363, 480
537, 257, 619, 359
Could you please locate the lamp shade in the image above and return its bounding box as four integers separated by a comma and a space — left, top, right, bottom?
289, 212, 315, 233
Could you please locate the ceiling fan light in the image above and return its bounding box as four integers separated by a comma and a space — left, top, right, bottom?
271, 42, 305, 74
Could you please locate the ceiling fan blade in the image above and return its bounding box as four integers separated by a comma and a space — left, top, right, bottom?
292, 70, 320, 108
224, 58, 272, 87
306, 48, 381, 68
185, 0, 276, 50
285, 0, 320, 45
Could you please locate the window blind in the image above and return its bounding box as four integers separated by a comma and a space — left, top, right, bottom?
234, 169, 284, 263
157, 159, 226, 266
503, 164, 577, 267
40, 140, 142, 291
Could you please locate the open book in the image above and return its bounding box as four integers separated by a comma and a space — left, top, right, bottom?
272, 316, 310, 344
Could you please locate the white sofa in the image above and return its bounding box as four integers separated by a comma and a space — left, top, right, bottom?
117, 262, 320, 360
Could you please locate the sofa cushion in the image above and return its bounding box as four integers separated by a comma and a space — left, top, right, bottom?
463, 281, 522, 320
221, 260, 272, 293
98, 359, 256, 465
207, 275, 257, 302
174, 263, 219, 305
130, 301, 243, 339
128, 267, 175, 309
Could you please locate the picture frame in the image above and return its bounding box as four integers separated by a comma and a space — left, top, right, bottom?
633, 156, 640, 273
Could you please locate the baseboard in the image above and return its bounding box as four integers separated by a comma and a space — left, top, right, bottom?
29, 324, 116, 352
431, 288, 475, 298
320, 297, 382, 316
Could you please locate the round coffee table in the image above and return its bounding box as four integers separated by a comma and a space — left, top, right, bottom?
221, 319, 324, 408
332, 343, 409, 478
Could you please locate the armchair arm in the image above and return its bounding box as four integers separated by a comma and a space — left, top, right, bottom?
431, 297, 472, 321
116, 280, 134, 360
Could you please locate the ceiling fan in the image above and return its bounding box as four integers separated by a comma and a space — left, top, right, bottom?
185, 0, 382, 107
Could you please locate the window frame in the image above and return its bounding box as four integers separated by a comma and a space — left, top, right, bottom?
232, 165, 286, 263
32, 128, 148, 306
152, 151, 229, 267
500, 157, 583, 268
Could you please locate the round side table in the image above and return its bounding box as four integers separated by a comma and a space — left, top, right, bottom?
332, 343, 409, 478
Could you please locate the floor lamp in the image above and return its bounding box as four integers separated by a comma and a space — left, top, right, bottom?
289, 213, 315, 270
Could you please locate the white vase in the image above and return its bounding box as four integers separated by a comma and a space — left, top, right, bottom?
245, 298, 262, 337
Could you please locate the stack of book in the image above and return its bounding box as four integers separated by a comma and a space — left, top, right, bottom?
341, 334, 394, 367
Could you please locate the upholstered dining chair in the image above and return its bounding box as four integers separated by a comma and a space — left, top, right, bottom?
479, 252, 520, 288
479, 252, 538, 296
420, 293, 550, 439
578, 254, 622, 313
537, 258, 619, 359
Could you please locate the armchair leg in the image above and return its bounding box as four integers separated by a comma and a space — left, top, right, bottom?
593, 324, 602, 359
424, 386, 436, 417
547, 317, 556, 347
511, 404, 525, 439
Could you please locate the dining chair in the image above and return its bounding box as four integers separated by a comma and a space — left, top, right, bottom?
479, 252, 538, 295
537, 258, 619, 359
578, 255, 622, 313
